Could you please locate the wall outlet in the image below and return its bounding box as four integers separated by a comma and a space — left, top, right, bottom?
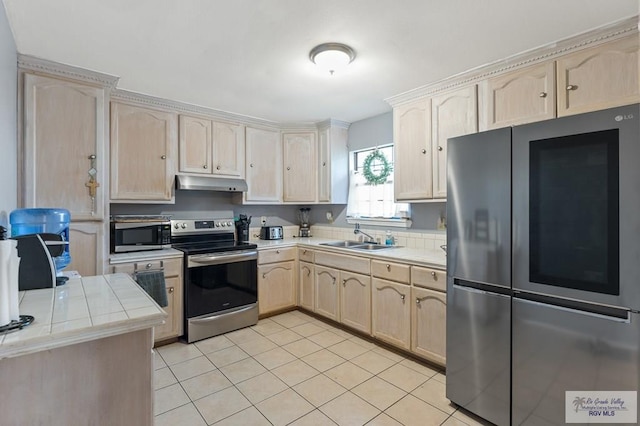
261, 216, 267, 226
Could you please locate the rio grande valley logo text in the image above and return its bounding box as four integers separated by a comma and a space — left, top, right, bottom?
566, 391, 637, 424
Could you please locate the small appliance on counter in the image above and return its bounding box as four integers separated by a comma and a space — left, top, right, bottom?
235, 214, 251, 242
298, 208, 312, 237
260, 226, 283, 240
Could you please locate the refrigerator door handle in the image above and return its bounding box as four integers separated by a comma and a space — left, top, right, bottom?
453, 283, 510, 298
514, 296, 631, 323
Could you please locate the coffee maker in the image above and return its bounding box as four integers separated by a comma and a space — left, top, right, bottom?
298, 208, 312, 237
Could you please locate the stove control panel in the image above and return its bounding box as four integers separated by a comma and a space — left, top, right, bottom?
171, 218, 236, 235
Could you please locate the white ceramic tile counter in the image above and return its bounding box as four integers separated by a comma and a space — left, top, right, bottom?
253, 238, 447, 270
0, 273, 166, 360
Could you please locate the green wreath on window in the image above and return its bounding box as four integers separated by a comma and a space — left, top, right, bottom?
362, 149, 392, 185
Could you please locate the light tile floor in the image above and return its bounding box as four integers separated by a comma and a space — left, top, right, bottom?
154, 310, 491, 426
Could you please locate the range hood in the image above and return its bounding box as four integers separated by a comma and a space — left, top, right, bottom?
175, 175, 248, 192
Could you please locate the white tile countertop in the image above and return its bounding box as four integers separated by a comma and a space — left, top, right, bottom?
253, 237, 447, 270
0, 274, 166, 360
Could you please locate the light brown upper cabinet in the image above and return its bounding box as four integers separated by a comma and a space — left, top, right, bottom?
393, 98, 432, 201
282, 131, 317, 203
430, 85, 478, 198
244, 126, 282, 203
557, 35, 639, 117
110, 102, 177, 202
317, 125, 348, 204
479, 62, 557, 130
178, 114, 244, 178
23, 74, 108, 220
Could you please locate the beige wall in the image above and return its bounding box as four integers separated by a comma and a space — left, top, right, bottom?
0, 4, 17, 219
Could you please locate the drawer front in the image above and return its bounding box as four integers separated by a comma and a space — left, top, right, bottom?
259, 247, 296, 264
371, 260, 410, 284
298, 248, 315, 263
412, 266, 446, 292
314, 251, 370, 275
110, 257, 182, 277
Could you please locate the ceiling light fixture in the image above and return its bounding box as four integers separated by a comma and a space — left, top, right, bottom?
309, 43, 356, 75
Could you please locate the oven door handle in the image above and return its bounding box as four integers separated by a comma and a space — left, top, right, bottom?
190, 304, 256, 324
188, 250, 258, 267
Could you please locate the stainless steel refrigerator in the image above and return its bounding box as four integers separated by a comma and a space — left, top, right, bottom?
446, 104, 640, 426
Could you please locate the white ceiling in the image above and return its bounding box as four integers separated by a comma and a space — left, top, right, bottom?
3, 0, 638, 124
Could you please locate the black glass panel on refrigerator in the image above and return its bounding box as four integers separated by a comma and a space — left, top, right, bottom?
186, 261, 257, 317
529, 129, 619, 295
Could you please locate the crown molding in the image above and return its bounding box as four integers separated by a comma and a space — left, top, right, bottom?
317, 118, 351, 130
385, 15, 639, 107
18, 54, 120, 90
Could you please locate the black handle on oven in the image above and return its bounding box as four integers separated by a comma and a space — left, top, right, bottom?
188, 250, 258, 267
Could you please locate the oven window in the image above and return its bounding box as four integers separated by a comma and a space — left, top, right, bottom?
529, 129, 619, 295
186, 260, 257, 317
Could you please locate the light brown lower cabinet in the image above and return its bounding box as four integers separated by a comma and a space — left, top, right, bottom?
110, 257, 183, 343
298, 261, 315, 311
371, 278, 411, 350
314, 265, 339, 321
339, 271, 371, 334
411, 286, 447, 366
258, 261, 296, 315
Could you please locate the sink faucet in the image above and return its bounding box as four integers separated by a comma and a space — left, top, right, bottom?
354, 223, 375, 243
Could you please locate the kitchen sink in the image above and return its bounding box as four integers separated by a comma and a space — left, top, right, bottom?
319, 241, 397, 251
320, 240, 365, 248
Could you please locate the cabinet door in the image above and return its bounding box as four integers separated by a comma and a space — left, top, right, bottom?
179, 115, 212, 174
315, 265, 339, 321
340, 271, 371, 334
283, 132, 317, 202
299, 261, 314, 311
431, 85, 478, 198
372, 278, 410, 350
110, 102, 177, 201
154, 275, 181, 341
23, 74, 107, 220
411, 287, 446, 366
67, 222, 105, 277
557, 36, 639, 117
258, 261, 296, 315
317, 126, 348, 204
393, 99, 432, 201
212, 121, 244, 178
480, 62, 556, 130
245, 127, 282, 202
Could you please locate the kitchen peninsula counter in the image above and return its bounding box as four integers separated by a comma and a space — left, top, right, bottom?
0, 274, 165, 426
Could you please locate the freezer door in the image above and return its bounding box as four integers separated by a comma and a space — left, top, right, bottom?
447, 282, 511, 426
447, 127, 511, 288
512, 297, 640, 425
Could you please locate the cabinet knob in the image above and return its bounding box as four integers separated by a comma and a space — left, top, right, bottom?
262, 273, 267, 279
416, 298, 421, 305
437, 146, 443, 152
161, 155, 166, 160
168, 287, 174, 294
303, 250, 307, 254
250, 163, 254, 168
539, 91, 547, 98
332, 277, 336, 285
88, 154, 96, 160
400, 294, 405, 301
566, 85, 577, 91
216, 165, 221, 170
386, 264, 391, 271
431, 271, 437, 278
342, 279, 346, 287
287, 166, 291, 171
276, 250, 280, 254
203, 165, 208, 169
146, 263, 152, 269
421, 149, 427, 154
322, 162, 326, 166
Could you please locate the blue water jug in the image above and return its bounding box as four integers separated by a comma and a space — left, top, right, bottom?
10, 208, 71, 272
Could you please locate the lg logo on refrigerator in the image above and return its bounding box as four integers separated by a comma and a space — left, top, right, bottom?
614, 114, 634, 121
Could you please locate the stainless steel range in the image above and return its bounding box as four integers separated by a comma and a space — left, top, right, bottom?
170, 211, 258, 343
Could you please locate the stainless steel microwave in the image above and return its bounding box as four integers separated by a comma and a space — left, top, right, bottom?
110, 216, 172, 253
